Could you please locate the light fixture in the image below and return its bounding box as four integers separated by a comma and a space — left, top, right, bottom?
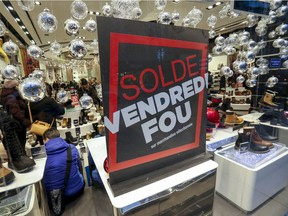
21, 25, 26, 29
8, 6, 14, 10
25, 31, 29, 34
215, 2, 222, 6
89, 11, 94, 15
15, 18, 20, 22
208, 5, 214, 10
48, 41, 51, 44
96, 12, 100, 15
34, 1, 41, 5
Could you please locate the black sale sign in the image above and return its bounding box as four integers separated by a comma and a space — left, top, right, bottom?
97, 17, 208, 184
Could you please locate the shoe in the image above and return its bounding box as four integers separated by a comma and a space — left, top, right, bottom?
225, 110, 244, 125
244, 127, 273, 148
62, 118, 68, 128
258, 110, 275, 122
67, 118, 72, 128
234, 132, 250, 150
254, 124, 278, 141
231, 97, 238, 104
79, 117, 83, 125
0, 159, 15, 186
274, 111, 288, 127
8, 156, 36, 173
82, 117, 87, 124
259, 91, 278, 107
218, 98, 232, 113
242, 129, 270, 153
65, 132, 77, 143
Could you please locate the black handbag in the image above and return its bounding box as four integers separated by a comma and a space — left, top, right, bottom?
48, 146, 72, 216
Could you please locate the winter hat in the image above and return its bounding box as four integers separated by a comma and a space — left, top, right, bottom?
4, 79, 19, 89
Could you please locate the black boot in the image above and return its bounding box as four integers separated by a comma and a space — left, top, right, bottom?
254, 124, 278, 141
234, 132, 250, 150
274, 111, 288, 127
219, 98, 232, 113
67, 118, 72, 128
65, 132, 77, 145
92, 123, 99, 135
79, 116, 83, 125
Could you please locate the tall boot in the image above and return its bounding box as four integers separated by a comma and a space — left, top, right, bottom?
225, 110, 244, 125
0, 157, 15, 186
0, 109, 36, 173
243, 127, 270, 153
259, 91, 278, 107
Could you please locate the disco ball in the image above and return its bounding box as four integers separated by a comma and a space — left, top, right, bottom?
256, 57, 269, 67
158, 12, 172, 25
155, 0, 167, 11
267, 76, 279, 85
18, 77, 45, 102
31, 69, 45, 81
283, 60, 288, 68
37, 8, 58, 33
227, 69, 234, 77
2, 65, 20, 80
207, 15, 217, 27
246, 51, 256, 63
209, 29, 217, 39
56, 89, 69, 104
79, 93, 93, 109
69, 39, 87, 59
275, 23, 288, 35
17, 0, 35, 11
171, 11, 180, 23
27, 44, 43, 59
0, 19, 6, 37
236, 75, 245, 83
90, 39, 99, 54
220, 66, 231, 76
273, 38, 285, 48
2, 40, 19, 56
111, 0, 141, 19
85, 18, 97, 32
270, 0, 282, 10
71, 0, 88, 20
279, 47, 288, 59
132, 7, 142, 19
247, 39, 257, 50
187, 7, 203, 28
248, 67, 260, 77
238, 61, 248, 73
212, 45, 223, 55
259, 65, 269, 75
64, 18, 80, 36
224, 46, 236, 55
268, 31, 276, 39
102, 3, 113, 17
50, 40, 62, 56
276, 5, 288, 17
258, 40, 267, 49
245, 79, 257, 88
239, 35, 249, 46
215, 35, 225, 45
268, 11, 277, 24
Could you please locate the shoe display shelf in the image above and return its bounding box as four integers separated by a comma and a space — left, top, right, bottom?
211, 71, 220, 92
214, 143, 288, 212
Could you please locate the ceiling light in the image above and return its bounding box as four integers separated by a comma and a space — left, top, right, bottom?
35, 1, 41, 5
15, 18, 20, 22
25, 31, 29, 34
96, 12, 100, 15
8, 6, 14, 10
21, 26, 26, 29
89, 11, 94, 15
48, 41, 51, 44
215, 2, 222, 6
208, 5, 214, 10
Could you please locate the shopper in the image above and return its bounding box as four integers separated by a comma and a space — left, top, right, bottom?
77, 78, 100, 107
43, 128, 85, 210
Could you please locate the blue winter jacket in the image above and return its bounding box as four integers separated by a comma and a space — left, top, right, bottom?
43, 137, 84, 197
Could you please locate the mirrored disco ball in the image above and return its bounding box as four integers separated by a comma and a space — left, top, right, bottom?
56, 89, 69, 104
64, 18, 80, 36
275, 23, 288, 35
268, 76, 279, 85
236, 75, 245, 83
215, 35, 225, 45
239, 35, 249, 46
0, 19, 6, 37
258, 39, 267, 49
228, 33, 238, 46
248, 67, 260, 77
132, 7, 142, 19
238, 61, 248, 73
158, 11, 172, 25
27, 44, 42, 59
246, 79, 257, 88
2, 40, 19, 56
256, 57, 269, 67
2, 65, 20, 80
37, 8, 58, 33
90, 39, 99, 54
247, 39, 257, 50
79, 93, 93, 109
224, 46, 236, 55
273, 38, 285, 48
276, 5, 288, 17
227, 69, 234, 77
155, 0, 167, 11
102, 3, 113, 17
19, 77, 45, 102
270, 0, 282, 10
182, 17, 191, 27
111, 0, 141, 19
268, 11, 277, 24
259, 65, 269, 75
85, 18, 97, 32
50, 40, 62, 56
209, 29, 217, 39
212, 45, 223, 55
187, 7, 203, 28
220, 66, 231, 76
171, 11, 180, 23
207, 15, 217, 27
246, 14, 257, 27
32, 69, 45, 81
69, 39, 87, 59
17, 0, 35, 11
268, 31, 276, 39
71, 0, 88, 20
246, 51, 256, 63
283, 60, 288, 68
279, 47, 288, 59
208, 53, 212, 62
255, 25, 267, 37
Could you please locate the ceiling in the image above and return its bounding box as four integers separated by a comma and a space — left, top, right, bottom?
0, 0, 249, 61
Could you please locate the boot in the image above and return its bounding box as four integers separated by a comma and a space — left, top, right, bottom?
0, 158, 15, 186
231, 97, 238, 104
218, 98, 232, 114
254, 124, 278, 141
234, 132, 250, 150
67, 118, 72, 128
244, 127, 273, 148
225, 110, 244, 125
62, 118, 68, 128
0, 109, 36, 173
65, 132, 77, 142
259, 91, 278, 107
273, 111, 288, 127
242, 128, 270, 153
79, 116, 83, 125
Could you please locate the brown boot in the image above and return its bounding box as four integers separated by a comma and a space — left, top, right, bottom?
61, 117, 68, 128
244, 127, 273, 148
225, 110, 244, 125
0, 158, 15, 186
260, 91, 278, 107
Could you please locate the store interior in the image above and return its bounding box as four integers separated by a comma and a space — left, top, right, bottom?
0, 0, 288, 215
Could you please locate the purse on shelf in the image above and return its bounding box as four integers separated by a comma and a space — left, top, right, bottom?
27, 102, 54, 136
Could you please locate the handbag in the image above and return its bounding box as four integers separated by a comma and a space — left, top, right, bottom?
27, 102, 54, 136
48, 146, 72, 216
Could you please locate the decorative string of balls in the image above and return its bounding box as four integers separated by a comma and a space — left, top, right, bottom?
79, 93, 93, 109
85, 18, 97, 33
56, 89, 69, 104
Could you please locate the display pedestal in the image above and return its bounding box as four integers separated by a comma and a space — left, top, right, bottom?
87, 137, 218, 216
215, 144, 288, 212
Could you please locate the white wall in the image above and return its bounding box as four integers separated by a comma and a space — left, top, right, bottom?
208, 55, 228, 72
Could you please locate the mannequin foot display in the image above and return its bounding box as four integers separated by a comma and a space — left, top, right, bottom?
225, 110, 244, 125
62, 118, 68, 128
259, 90, 278, 107
0, 159, 15, 186
243, 127, 273, 148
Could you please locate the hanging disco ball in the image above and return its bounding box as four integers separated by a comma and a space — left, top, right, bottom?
18, 77, 45, 102
273, 38, 285, 48
71, 0, 88, 20
2, 65, 20, 80
259, 65, 269, 75
239, 35, 249, 46
236, 75, 245, 83
283, 60, 288, 68
158, 12, 172, 25
246, 14, 258, 27
102, 3, 113, 17
90, 39, 99, 54
0, 19, 6, 37
256, 57, 269, 66
182, 17, 191, 27
247, 39, 257, 50
31, 69, 45, 81
255, 25, 267, 37
212, 45, 223, 55
276, 5, 288, 17
246, 79, 257, 88
268, 31, 277, 39
268, 76, 279, 85
215, 35, 225, 45
50, 41, 62, 56
270, 0, 282, 10
246, 51, 256, 63
224, 46, 236, 55
228, 33, 239, 46
37, 8, 58, 33
111, 0, 141, 19
258, 40, 267, 49
248, 67, 260, 77
132, 7, 142, 19
171, 11, 180, 23
238, 61, 248, 74
207, 15, 217, 27
2, 40, 19, 56
64, 18, 80, 36
17, 0, 35, 11
275, 23, 288, 35
186, 7, 203, 28
279, 47, 288, 59
227, 69, 234, 77
220, 66, 231, 76
69, 39, 87, 59
268, 11, 277, 24
56, 89, 69, 104
155, 0, 167, 11
27, 44, 42, 59
79, 93, 93, 109
85, 18, 97, 32
209, 29, 217, 39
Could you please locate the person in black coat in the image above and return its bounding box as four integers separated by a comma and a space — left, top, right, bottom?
77, 78, 100, 106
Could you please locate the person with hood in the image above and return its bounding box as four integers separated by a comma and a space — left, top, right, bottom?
43, 128, 84, 209
77, 78, 100, 106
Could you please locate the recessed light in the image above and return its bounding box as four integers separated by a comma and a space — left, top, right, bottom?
215, 2, 222, 6
35, 1, 41, 5
89, 11, 94, 15
48, 41, 51, 44
8, 6, 14, 10
208, 5, 214, 10
21, 26, 26, 29
15, 18, 20, 22
96, 12, 100, 15
25, 31, 29, 34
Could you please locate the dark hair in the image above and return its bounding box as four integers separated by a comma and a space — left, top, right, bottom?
43, 128, 60, 140
80, 78, 88, 85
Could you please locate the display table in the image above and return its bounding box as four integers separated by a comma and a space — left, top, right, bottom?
87, 137, 218, 216
214, 144, 288, 212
